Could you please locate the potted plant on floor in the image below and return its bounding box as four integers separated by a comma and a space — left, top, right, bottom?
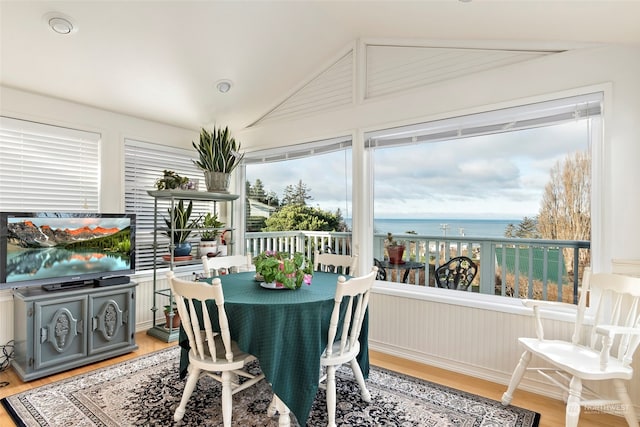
162, 199, 195, 258
192, 126, 245, 192
385, 232, 405, 264
164, 302, 181, 329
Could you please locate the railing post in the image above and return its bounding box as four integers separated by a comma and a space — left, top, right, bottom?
479, 242, 494, 295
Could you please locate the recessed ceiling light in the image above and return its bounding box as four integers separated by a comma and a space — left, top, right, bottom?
43, 12, 78, 35
216, 80, 233, 93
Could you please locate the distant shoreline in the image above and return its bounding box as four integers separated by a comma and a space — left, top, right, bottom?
345, 218, 522, 239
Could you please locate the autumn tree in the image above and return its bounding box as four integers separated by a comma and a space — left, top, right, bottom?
537, 150, 591, 271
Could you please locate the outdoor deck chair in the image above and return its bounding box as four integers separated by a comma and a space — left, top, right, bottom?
435, 256, 477, 291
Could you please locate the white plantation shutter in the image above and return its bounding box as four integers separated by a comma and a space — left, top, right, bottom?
124, 139, 210, 271
0, 116, 100, 211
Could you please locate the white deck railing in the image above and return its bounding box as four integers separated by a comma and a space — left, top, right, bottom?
244, 231, 590, 303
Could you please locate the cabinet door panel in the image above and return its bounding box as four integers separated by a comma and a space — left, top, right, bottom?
89, 289, 134, 354
35, 297, 87, 370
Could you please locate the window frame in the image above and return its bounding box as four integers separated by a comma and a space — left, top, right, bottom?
361, 91, 603, 310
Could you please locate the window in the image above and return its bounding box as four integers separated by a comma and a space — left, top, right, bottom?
124, 139, 209, 271
365, 93, 601, 300
244, 136, 352, 232
0, 116, 100, 211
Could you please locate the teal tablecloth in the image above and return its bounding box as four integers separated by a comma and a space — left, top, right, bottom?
178, 271, 369, 426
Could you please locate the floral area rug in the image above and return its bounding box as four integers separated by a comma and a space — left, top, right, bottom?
2, 346, 540, 426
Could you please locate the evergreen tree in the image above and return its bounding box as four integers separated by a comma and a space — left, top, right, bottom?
248, 179, 266, 200
282, 180, 312, 206
515, 216, 540, 238
504, 223, 516, 238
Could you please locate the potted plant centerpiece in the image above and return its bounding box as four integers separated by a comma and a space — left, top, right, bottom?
163, 199, 195, 258
253, 250, 313, 290
196, 212, 225, 257
192, 126, 245, 192
385, 232, 406, 264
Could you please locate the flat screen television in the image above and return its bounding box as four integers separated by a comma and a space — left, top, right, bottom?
0, 212, 136, 291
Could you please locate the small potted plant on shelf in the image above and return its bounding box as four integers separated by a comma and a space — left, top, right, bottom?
196, 212, 225, 257
163, 302, 181, 329
253, 250, 313, 290
385, 232, 405, 264
192, 126, 245, 192
162, 199, 195, 258
155, 169, 189, 190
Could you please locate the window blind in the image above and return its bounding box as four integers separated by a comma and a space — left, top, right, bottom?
124, 139, 212, 271
0, 116, 100, 211
244, 135, 352, 164
365, 93, 602, 148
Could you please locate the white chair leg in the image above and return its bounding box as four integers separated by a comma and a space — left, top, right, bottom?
613, 379, 639, 426
221, 371, 234, 427
174, 368, 201, 421
566, 376, 582, 427
349, 358, 371, 402
267, 395, 278, 417
326, 365, 337, 427
267, 394, 290, 427
501, 351, 531, 406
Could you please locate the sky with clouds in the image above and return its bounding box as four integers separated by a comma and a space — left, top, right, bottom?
247, 120, 589, 220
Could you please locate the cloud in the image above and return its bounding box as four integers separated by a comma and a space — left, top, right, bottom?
247, 120, 590, 219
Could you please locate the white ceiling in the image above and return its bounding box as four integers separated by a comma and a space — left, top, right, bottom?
1, 1, 640, 131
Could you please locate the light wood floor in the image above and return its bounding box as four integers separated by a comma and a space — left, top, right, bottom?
0, 332, 627, 426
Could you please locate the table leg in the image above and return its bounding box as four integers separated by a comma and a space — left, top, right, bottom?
268, 394, 291, 427
402, 268, 411, 283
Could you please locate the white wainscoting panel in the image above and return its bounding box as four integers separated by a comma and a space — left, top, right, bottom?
368, 287, 640, 418
0, 290, 13, 346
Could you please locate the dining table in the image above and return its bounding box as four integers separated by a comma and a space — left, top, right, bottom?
178, 270, 369, 426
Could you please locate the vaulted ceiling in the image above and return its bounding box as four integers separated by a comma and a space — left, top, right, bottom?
1, 1, 639, 131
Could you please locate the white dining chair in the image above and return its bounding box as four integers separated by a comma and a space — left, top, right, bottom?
501, 268, 640, 427
201, 253, 253, 277
318, 266, 377, 427
314, 250, 358, 276
167, 271, 265, 427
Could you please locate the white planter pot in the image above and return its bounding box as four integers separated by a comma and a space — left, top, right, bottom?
199, 240, 218, 257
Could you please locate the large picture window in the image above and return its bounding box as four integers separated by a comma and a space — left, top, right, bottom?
365, 93, 601, 300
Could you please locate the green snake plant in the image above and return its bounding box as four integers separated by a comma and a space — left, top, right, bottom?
192, 126, 245, 173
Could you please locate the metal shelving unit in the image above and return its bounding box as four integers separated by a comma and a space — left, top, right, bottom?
146, 189, 239, 342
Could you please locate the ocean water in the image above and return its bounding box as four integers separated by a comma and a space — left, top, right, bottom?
346, 218, 522, 239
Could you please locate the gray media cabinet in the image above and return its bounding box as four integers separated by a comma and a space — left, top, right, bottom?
12, 281, 138, 381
